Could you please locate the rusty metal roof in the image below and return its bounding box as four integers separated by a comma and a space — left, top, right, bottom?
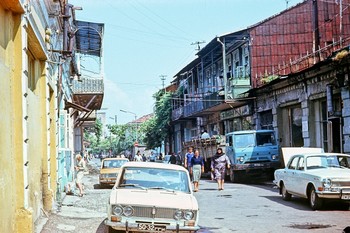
74, 20, 104, 57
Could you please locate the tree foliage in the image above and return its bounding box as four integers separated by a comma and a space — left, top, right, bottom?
143, 91, 172, 149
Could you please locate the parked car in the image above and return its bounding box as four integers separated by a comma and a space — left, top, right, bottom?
105, 162, 199, 233
274, 152, 350, 210
99, 158, 129, 187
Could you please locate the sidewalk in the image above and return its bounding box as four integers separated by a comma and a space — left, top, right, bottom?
36, 159, 108, 233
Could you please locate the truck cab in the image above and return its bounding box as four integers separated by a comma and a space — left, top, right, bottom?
225, 130, 281, 182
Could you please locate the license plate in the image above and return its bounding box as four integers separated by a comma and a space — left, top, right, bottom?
138, 223, 166, 232
341, 194, 350, 200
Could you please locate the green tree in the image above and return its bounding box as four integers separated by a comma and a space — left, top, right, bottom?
143, 91, 172, 149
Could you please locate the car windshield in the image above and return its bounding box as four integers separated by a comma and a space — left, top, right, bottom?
118, 167, 190, 193
306, 155, 348, 169
103, 160, 128, 168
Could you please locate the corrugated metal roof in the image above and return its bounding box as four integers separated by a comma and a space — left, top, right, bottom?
74, 20, 104, 57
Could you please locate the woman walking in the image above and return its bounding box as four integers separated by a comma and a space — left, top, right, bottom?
211, 148, 231, 191
190, 149, 204, 192
75, 154, 86, 197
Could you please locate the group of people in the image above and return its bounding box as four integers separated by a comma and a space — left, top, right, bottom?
184, 146, 231, 192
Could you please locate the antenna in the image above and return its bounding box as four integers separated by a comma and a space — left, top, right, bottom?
191, 41, 205, 51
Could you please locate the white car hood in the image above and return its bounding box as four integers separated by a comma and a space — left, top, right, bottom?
110, 189, 198, 210
307, 168, 350, 179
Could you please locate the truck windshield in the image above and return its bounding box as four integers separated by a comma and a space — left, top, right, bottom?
234, 134, 255, 148
256, 132, 276, 146
234, 132, 276, 148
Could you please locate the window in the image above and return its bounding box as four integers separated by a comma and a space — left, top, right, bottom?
297, 157, 304, 170
288, 157, 299, 170
27, 49, 36, 91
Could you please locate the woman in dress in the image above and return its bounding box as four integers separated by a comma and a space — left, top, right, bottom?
75, 154, 86, 197
190, 149, 204, 192
211, 148, 231, 190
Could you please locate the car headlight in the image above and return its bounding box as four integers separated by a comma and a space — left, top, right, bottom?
184, 210, 194, 220
113, 205, 123, 216
174, 210, 183, 220
238, 157, 244, 163
272, 155, 277, 160
323, 178, 332, 189
123, 206, 134, 216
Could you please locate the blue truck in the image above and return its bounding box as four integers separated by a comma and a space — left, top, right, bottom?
225, 130, 281, 182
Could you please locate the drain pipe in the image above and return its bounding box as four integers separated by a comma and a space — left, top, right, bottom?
217, 37, 227, 100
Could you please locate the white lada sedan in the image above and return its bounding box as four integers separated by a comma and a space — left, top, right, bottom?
105, 162, 199, 233
274, 153, 350, 210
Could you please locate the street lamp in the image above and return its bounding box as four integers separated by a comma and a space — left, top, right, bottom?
120, 109, 137, 142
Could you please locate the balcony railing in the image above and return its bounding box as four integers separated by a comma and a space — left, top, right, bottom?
172, 107, 184, 121
184, 101, 204, 117
203, 92, 223, 109
72, 77, 104, 94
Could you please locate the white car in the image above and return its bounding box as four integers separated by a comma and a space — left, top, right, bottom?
105, 162, 199, 233
274, 153, 350, 210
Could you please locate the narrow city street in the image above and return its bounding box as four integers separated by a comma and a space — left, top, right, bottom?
38, 158, 350, 233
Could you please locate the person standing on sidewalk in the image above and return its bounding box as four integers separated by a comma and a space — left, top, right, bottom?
190, 149, 205, 192
211, 148, 230, 191
75, 154, 86, 197
184, 147, 194, 180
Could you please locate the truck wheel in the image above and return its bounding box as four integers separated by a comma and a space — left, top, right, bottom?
309, 186, 323, 210
229, 170, 240, 183
281, 183, 291, 201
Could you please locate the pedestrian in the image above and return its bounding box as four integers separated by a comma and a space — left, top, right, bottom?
201, 130, 210, 139
211, 148, 231, 191
176, 151, 183, 165
184, 147, 194, 170
190, 149, 205, 192
75, 153, 86, 197
169, 152, 177, 164
158, 153, 163, 160
142, 153, 147, 162
134, 151, 142, 162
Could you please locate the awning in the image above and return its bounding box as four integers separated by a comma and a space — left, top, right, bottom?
74, 20, 104, 57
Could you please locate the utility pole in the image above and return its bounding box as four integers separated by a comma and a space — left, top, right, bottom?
159, 75, 167, 92
285, 0, 289, 8
191, 41, 205, 51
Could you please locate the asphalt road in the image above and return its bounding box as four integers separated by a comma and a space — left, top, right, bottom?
39, 158, 350, 233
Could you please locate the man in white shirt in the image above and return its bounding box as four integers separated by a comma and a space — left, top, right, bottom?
201, 130, 210, 139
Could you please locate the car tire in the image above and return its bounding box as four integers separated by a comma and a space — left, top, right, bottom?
229, 170, 239, 183
281, 183, 291, 201
106, 226, 122, 233
309, 186, 323, 210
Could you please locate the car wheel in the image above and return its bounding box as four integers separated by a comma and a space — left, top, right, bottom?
229, 170, 238, 183
106, 226, 123, 233
281, 183, 291, 201
309, 186, 323, 210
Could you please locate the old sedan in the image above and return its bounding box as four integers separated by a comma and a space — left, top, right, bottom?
99, 158, 129, 187
105, 162, 199, 233
274, 153, 350, 210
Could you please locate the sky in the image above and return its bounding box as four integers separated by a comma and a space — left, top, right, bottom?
70, 0, 304, 124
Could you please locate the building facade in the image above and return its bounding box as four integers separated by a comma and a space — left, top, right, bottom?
0, 1, 104, 232
170, 0, 350, 155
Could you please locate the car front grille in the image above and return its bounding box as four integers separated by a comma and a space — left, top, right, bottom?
129, 206, 197, 219
104, 173, 117, 178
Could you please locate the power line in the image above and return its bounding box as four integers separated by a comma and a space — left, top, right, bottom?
191, 41, 206, 51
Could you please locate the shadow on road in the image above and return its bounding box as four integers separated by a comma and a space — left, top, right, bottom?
262, 195, 350, 211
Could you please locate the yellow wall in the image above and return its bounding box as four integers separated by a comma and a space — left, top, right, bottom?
1, 1, 58, 232
0, 6, 25, 232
